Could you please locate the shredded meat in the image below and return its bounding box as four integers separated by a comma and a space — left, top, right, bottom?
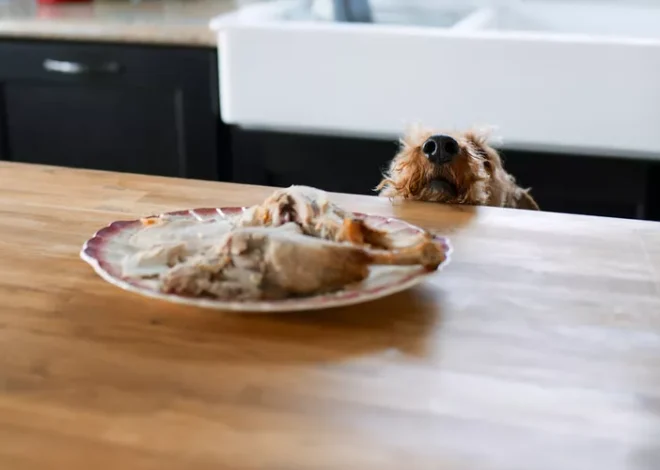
159, 224, 445, 300
236, 185, 394, 249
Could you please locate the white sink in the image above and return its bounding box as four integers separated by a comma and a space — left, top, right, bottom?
482, 1, 660, 39
211, 1, 660, 159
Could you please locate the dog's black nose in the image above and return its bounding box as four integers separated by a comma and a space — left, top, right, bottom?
422, 135, 460, 164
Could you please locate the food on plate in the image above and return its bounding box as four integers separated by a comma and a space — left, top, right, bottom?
119, 185, 445, 301
129, 217, 233, 251
236, 185, 394, 249
122, 243, 188, 278
121, 216, 235, 278
160, 224, 445, 300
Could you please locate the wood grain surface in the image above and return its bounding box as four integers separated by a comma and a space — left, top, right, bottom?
0, 0, 235, 46
1, 162, 660, 470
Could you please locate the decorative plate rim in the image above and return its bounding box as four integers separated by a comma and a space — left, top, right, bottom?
80, 207, 453, 312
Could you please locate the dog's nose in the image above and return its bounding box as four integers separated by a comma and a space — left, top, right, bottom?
422, 135, 460, 164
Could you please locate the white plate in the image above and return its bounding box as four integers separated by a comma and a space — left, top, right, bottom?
80, 207, 452, 312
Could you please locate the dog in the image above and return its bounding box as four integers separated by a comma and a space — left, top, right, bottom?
376, 127, 539, 210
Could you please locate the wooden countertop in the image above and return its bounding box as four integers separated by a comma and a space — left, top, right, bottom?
0, 0, 236, 47
1, 161, 660, 470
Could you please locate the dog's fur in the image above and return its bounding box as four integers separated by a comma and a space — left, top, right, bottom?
376, 127, 539, 210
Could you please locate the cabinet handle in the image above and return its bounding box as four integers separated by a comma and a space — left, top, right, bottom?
43, 59, 122, 75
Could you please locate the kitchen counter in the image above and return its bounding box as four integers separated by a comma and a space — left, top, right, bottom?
1, 161, 660, 469
0, 0, 236, 46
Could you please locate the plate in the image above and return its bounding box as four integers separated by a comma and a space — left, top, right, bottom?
80, 208, 452, 312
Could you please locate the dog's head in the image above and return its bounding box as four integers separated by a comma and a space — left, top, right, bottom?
376, 127, 513, 206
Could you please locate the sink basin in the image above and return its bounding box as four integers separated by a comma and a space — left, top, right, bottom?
220, 0, 478, 28
211, 1, 660, 159
483, 1, 660, 40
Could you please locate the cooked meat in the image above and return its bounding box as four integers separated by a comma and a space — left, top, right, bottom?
122, 243, 187, 278
120, 186, 446, 302
160, 224, 445, 301
236, 185, 394, 249
121, 217, 235, 278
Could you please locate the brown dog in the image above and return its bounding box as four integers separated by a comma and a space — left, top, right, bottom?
376, 127, 539, 210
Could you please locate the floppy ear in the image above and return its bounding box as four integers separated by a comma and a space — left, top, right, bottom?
514, 189, 541, 211
464, 127, 503, 174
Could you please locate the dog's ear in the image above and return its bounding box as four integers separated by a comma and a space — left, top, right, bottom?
514, 189, 540, 211
464, 127, 503, 174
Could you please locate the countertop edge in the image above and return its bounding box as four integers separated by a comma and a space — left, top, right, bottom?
0, 21, 217, 47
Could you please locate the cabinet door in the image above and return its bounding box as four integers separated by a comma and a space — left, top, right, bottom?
0, 85, 7, 161
501, 150, 649, 219
0, 41, 224, 181
5, 81, 187, 177
231, 128, 398, 193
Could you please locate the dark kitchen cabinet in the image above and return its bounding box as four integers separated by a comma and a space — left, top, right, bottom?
230, 126, 399, 192
230, 127, 660, 221
0, 40, 228, 181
